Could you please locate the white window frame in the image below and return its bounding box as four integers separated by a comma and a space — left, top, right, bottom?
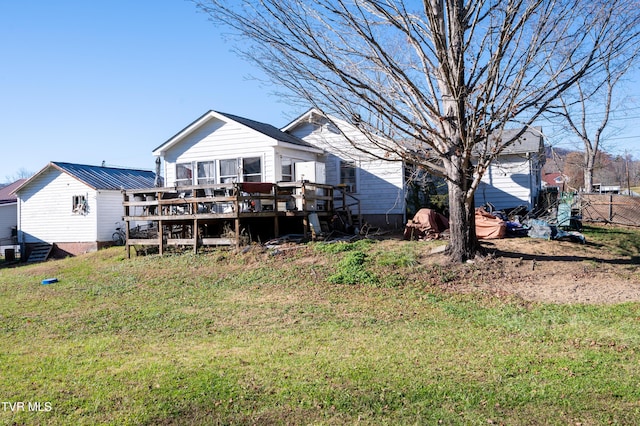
339, 160, 358, 193
72, 194, 88, 215
219, 158, 238, 184
280, 157, 293, 182
242, 157, 262, 182
175, 162, 194, 187
197, 160, 216, 185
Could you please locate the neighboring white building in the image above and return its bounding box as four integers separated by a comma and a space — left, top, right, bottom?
0, 179, 25, 257
14, 162, 157, 257
283, 109, 406, 228
474, 127, 546, 211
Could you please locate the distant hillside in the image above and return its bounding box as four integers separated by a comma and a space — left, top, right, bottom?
542, 146, 639, 190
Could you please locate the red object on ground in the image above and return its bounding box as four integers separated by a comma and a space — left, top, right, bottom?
403, 209, 449, 240
475, 208, 506, 239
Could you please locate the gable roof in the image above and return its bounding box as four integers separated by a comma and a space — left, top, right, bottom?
153, 110, 320, 156
485, 127, 544, 155
281, 108, 321, 132
286, 110, 545, 157
0, 179, 26, 205
14, 162, 158, 193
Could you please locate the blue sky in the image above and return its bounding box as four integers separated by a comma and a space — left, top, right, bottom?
1, 1, 639, 182
0, 0, 301, 181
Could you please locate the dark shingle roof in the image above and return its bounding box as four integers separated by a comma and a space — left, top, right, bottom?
51, 162, 157, 190
154, 110, 317, 154
215, 111, 314, 148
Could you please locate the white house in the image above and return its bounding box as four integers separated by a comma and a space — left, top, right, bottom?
153, 109, 408, 229
152, 110, 324, 188
474, 127, 546, 211
0, 179, 25, 258
14, 162, 157, 257
283, 109, 407, 228
152, 108, 545, 230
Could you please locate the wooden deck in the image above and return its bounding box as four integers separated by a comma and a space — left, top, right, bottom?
122, 181, 357, 257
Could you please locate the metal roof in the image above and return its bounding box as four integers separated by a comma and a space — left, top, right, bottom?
0, 179, 26, 204
51, 162, 157, 190
49, 162, 157, 191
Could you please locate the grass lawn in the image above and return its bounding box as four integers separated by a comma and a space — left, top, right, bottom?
1, 228, 640, 425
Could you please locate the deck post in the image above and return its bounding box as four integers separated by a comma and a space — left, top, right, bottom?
235, 217, 240, 249
125, 221, 131, 259
273, 184, 279, 237
158, 219, 164, 256
193, 218, 198, 254
302, 215, 309, 238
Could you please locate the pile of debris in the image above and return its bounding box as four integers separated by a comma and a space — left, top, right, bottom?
404, 202, 586, 244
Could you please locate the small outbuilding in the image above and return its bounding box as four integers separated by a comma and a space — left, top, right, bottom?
13, 162, 157, 259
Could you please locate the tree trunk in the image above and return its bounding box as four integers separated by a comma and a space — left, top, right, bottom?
444, 157, 479, 263
584, 150, 594, 193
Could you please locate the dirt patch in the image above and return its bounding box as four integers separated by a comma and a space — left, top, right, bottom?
427, 237, 640, 304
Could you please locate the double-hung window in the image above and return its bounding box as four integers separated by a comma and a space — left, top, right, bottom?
219, 159, 238, 184
197, 161, 216, 185
242, 157, 262, 182
340, 160, 357, 193
281, 158, 293, 182
175, 162, 194, 186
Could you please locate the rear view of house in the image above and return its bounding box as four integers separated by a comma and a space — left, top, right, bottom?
14, 162, 157, 259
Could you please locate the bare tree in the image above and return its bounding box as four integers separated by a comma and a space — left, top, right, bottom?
195, 0, 640, 262
549, 26, 640, 193
3, 168, 34, 185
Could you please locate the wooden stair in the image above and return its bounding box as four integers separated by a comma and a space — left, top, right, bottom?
27, 243, 53, 263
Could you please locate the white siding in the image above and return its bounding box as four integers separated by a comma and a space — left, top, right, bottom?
163, 118, 278, 184
96, 190, 127, 242
0, 203, 17, 241
475, 155, 534, 210
277, 146, 319, 182
289, 121, 405, 216
17, 170, 98, 244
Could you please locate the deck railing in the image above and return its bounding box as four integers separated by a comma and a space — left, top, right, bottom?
123, 181, 335, 220
120, 181, 342, 256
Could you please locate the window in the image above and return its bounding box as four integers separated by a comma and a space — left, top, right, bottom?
175, 162, 194, 186
218, 157, 263, 183
340, 161, 357, 193
242, 157, 262, 182
219, 159, 237, 184
281, 158, 293, 182
72, 195, 87, 214
197, 161, 216, 185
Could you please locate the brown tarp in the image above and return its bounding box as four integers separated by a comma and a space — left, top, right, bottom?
404, 209, 450, 240
475, 208, 506, 239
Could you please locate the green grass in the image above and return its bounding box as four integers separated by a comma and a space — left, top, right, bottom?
1, 228, 640, 425
582, 224, 640, 258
